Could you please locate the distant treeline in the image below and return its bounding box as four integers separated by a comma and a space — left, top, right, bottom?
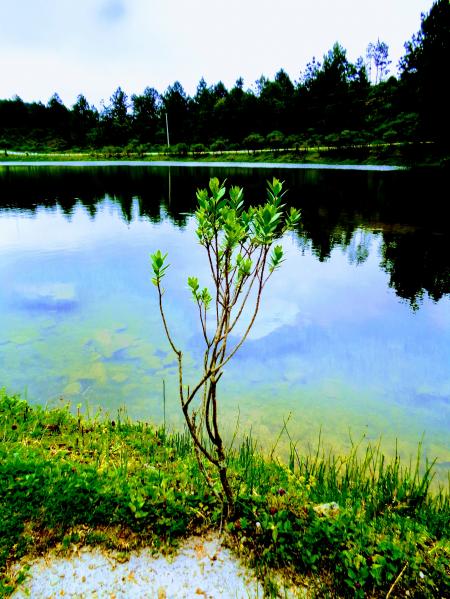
1, 0, 448, 154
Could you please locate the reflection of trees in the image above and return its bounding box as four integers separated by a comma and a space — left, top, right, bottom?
0, 166, 194, 226
296, 223, 355, 262
0, 166, 448, 310
347, 230, 371, 266
289, 168, 449, 307
289, 170, 367, 261
380, 230, 449, 309
296, 215, 449, 308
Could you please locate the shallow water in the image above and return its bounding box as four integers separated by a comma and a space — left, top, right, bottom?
0, 163, 448, 472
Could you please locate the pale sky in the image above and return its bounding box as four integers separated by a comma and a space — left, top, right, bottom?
0, 0, 433, 108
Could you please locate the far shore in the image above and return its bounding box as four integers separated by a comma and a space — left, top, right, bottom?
0, 141, 447, 169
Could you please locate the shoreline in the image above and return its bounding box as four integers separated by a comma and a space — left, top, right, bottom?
1, 392, 449, 597
0, 142, 447, 169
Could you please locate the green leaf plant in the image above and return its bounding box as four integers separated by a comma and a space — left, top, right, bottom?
151, 178, 300, 516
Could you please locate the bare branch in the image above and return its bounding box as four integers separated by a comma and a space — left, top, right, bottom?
156, 282, 181, 357
196, 297, 210, 346
214, 248, 269, 372
182, 403, 219, 465
227, 247, 266, 334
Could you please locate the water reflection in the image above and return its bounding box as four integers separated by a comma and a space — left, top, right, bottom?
381, 229, 449, 308
2, 164, 446, 307
0, 164, 449, 476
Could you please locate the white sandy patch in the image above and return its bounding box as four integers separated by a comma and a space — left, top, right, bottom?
11, 534, 265, 598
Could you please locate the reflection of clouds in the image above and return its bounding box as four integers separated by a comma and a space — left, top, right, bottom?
13, 282, 78, 313
15, 282, 76, 302
239, 298, 300, 341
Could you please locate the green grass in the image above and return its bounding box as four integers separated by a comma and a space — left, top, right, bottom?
1, 141, 446, 167
0, 389, 449, 597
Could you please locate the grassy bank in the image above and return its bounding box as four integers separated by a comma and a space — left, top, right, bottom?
1, 141, 448, 168
0, 390, 449, 597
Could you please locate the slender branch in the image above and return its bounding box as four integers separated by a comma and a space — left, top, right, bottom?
183, 362, 217, 412
204, 240, 219, 289
214, 229, 221, 294
386, 562, 408, 599
183, 304, 228, 417
206, 241, 226, 310
225, 246, 243, 290
177, 351, 184, 411
217, 301, 231, 365
207, 247, 266, 371
214, 248, 268, 372
184, 247, 268, 410
232, 245, 264, 306
227, 247, 266, 334
262, 266, 276, 288
209, 256, 261, 361
182, 401, 219, 465
210, 380, 222, 455
196, 298, 209, 346
200, 345, 211, 426
206, 319, 226, 381
204, 381, 217, 443
156, 279, 216, 466
156, 282, 181, 357
209, 237, 224, 326
227, 241, 257, 291
203, 303, 210, 346
156, 281, 185, 410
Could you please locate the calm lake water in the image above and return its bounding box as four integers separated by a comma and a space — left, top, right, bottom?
0, 163, 449, 472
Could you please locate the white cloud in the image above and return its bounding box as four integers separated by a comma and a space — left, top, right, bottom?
0, 0, 434, 106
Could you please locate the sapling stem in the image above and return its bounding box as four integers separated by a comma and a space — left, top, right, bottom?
150, 177, 300, 516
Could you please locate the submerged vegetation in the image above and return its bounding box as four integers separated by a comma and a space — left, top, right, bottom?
1, 390, 449, 597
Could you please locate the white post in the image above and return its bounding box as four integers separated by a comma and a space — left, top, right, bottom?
165, 112, 170, 148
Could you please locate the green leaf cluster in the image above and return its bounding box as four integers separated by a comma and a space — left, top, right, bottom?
187, 276, 212, 309
269, 245, 284, 273
236, 253, 252, 279
191, 177, 301, 296
194, 177, 300, 252
150, 250, 169, 286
